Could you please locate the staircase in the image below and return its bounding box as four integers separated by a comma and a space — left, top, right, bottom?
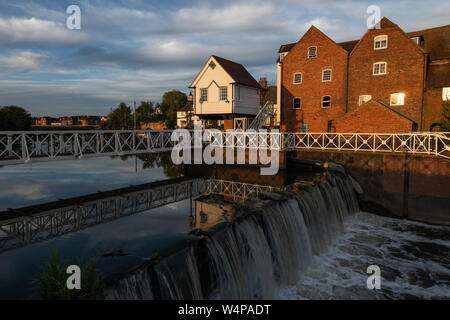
248, 101, 275, 130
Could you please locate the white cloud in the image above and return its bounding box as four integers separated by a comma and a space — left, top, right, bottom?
0, 51, 46, 71
0, 17, 86, 46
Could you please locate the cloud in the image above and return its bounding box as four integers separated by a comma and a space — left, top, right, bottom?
0, 17, 86, 46
0, 51, 46, 72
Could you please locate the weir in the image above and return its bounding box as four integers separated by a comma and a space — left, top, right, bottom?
104, 172, 359, 300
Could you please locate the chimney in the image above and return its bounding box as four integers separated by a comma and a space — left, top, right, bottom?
259, 77, 267, 89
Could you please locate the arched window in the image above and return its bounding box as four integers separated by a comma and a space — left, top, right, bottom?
374, 35, 388, 49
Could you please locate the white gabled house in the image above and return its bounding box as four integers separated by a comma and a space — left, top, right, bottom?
189, 55, 262, 129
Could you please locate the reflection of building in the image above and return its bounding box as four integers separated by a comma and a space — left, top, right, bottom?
192, 200, 234, 231
190, 55, 262, 130
278, 17, 450, 133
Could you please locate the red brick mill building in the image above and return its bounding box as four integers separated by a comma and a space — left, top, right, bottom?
277, 17, 450, 133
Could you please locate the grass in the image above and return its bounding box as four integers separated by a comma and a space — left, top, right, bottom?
33, 249, 104, 300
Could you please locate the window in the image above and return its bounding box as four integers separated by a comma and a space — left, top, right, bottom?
280, 53, 287, 61
321, 96, 331, 108
443, 88, 450, 101
219, 87, 228, 101
373, 62, 387, 75
322, 69, 332, 82
390, 93, 405, 106
300, 122, 309, 133
359, 95, 372, 106
411, 37, 420, 45
308, 46, 317, 58
293, 98, 301, 109
200, 88, 208, 102
374, 35, 388, 49
293, 73, 302, 84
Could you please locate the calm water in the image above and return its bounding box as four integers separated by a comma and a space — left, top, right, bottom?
0, 155, 449, 300
0, 154, 178, 211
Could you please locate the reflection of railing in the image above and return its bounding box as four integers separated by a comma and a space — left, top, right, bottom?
0, 178, 286, 253
1, 131, 449, 165
0, 179, 204, 253
204, 179, 284, 200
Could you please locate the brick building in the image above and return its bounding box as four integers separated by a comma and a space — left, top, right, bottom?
278, 17, 450, 133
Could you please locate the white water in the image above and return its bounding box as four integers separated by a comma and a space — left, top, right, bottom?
278, 212, 450, 300
105, 174, 449, 300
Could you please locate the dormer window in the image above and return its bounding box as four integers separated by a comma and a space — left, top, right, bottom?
308, 46, 317, 58
374, 35, 388, 49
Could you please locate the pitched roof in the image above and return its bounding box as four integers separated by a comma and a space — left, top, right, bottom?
334, 99, 417, 124
407, 25, 450, 60
278, 19, 450, 60
211, 55, 262, 89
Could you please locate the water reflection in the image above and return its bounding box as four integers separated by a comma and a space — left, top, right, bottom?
0, 152, 181, 211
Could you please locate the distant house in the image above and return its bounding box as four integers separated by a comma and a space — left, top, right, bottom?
177, 93, 200, 128
189, 55, 262, 130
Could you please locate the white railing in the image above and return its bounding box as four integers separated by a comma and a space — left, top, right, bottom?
0, 130, 175, 165
0, 131, 449, 165
248, 101, 275, 130
282, 132, 450, 159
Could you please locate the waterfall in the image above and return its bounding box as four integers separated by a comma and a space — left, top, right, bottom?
104, 174, 360, 300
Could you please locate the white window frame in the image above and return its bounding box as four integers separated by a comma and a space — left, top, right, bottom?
293, 97, 301, 109
293, 72, 302, 84
442, 88, 450, 101
373, 62, 387, 75
411, 37, 420, 45
359, 95, 372, 106
390, 93, 405, 106
200, 88, 208, 102
308, 46, 317, 58
280, 53, 287, 61
219, 87, 228, 101
322, 69, 332, 82
374, 35, 388, 50
321, 96, 331, 108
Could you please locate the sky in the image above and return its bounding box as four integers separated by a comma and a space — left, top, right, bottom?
0, 0, 448, 117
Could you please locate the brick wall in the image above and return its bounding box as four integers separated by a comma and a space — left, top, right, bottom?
332, 100, 414, 133
348, 25, 426, 127
281, 26, 348, 132
423, 87, 444, 131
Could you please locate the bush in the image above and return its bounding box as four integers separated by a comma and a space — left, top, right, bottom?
33, 250, 104, 300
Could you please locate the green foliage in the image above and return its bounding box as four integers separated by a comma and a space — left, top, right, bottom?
136, 101, 155, 124
33, 250, 104, 300
104, 102, 133, 130
159, 90, 188, 129
440, 100, 450, 131
0, 106, 31, 131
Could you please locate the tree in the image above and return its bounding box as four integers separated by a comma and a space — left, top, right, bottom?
136, 101, 154, 124
159, 90, 187, 129
104, 102, 132, 130
440, 100, 450, 131
0, 106, 32, 131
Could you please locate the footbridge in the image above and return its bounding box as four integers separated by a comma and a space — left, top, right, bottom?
0, 130, 448, 166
